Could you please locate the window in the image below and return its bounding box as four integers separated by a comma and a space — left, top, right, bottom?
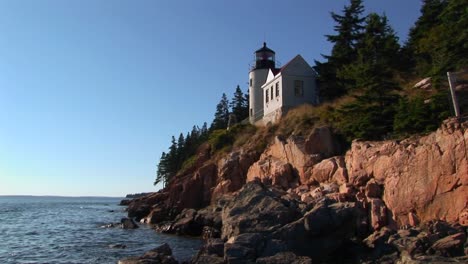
270, 86, 273, 100
294, 80, 304, 97
275, 82, 279, 97
250, 108, 253, 117
265, 90, 269, 103
249, 78, 252, 87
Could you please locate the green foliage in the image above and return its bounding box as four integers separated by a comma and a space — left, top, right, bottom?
179, 155, 198, 174
335, 13, 401, 141
315, 0, 366, 100
211, 93, 230, 130
207, 129, 234, 153
406, 0, 468, 78
393, 92, 451, 137
230, 85, 249, 122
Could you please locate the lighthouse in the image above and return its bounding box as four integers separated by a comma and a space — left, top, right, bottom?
249, 42, 276, 124
248, 43, 318, 125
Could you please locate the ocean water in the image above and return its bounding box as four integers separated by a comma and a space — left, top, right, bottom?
0, 196, 202, 264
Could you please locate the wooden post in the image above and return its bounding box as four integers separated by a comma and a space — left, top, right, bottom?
447, 72, 460, 117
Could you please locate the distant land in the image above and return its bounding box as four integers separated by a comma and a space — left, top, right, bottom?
0, 195, 124, 198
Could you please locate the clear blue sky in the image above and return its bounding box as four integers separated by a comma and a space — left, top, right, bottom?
0, 0, 422, 197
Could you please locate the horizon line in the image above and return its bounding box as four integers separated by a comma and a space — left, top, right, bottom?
0, 194, 125, 198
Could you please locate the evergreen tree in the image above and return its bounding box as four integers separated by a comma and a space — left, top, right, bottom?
210, 93, 230, 130
315, 0, 366, 100
176, 133, 185, 167
405, 0, 467, 77
230, 85, 249, 122
165, 136, 178, 179
154, 152, 168, 186
337, 13, 401, 140
405, 0, 448, 76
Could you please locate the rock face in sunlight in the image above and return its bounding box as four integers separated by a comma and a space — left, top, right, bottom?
345, 118, 468, 227
121, 118, 468, 263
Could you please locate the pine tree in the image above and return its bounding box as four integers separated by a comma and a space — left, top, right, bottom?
230, 85, 249, 122
337, 13, 401, 140
405, 0, 448, 76
210, 93, 230, 130
165, 136, 178, 179
315, 0, 366, 100
155, 152, 169, 187
176, 133, 185, 168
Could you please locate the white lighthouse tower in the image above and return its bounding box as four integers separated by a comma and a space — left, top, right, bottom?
249, 42, 276, 124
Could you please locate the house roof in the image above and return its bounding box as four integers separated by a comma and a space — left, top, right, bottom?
274, 55, 302, 76
262, 55, 314, 87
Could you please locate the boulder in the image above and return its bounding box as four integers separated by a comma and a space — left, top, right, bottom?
303, 200, 360, 237
221, 182, 300, 240
224, 233, 265, 263
431, 232, 466, 257
121, 217, 139, 229
127, 192, 169, 221
147, 207, 169, 225
309, 156, 348, 185
369, 198, 387, 231
118, 243, 177, 264
163, 208, 203, 236
272, 199, 363, 260
247, 158, 295, 189
363, 227, 396, 254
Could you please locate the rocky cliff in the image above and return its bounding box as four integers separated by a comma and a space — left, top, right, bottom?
123, 118, 468, 263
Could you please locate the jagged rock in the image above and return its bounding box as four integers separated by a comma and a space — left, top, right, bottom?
369, 198, 387, 231
221, 182, 300, 240
431, 232, 466, 257
211, 150, 260, 202
248, 136, 319, 185
255, 252, 312, 264
127, 192, 169, 221
147, 207, 169, 225
309, 156, 348, 185
224, 233, 265, 263
121, 217, 139, 229
305, 126, 342, 159
346, 118, 468, 227
198, 163, 218, 204
118, 243, 177, 264
365, 179, 382, 198
272, 199, 363, 260
247, 158, 295, 189
363, 227, 396, 253
303, 200, 358, 236
191, 238, 225, 264
162, 208, 204, 236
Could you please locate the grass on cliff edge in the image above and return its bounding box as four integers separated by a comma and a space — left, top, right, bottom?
205, 122, 276, 160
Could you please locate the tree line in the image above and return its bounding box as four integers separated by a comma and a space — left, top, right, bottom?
315, 0, 466, 140
154, 86, 249, 187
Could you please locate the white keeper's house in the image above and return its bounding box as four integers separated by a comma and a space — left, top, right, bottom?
248, 42, 319, 125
